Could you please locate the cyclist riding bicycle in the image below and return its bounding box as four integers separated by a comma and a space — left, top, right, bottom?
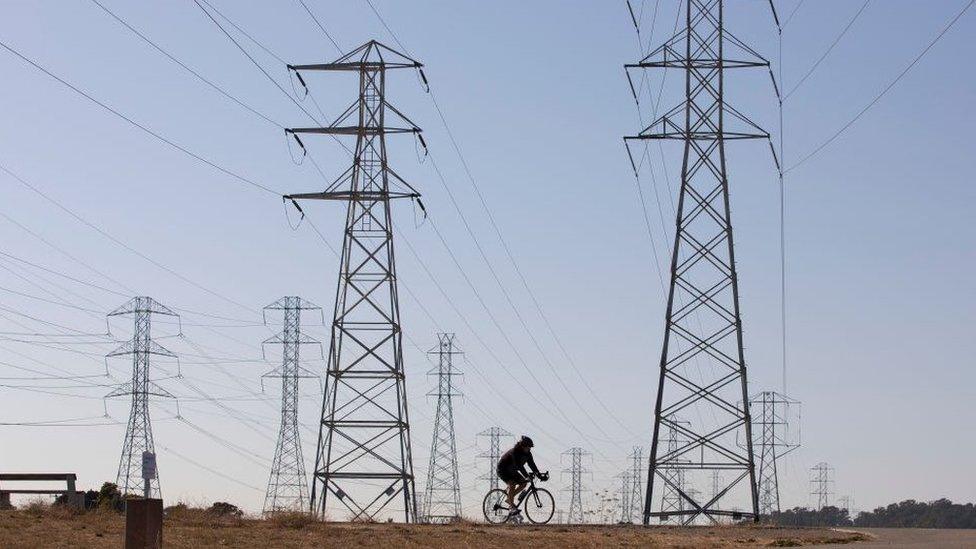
497, 435, 548, 518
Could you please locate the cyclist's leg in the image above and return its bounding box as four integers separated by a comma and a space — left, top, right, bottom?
511, 476, 529, 507
499, 468, 521, 506
505, 481, 517, 506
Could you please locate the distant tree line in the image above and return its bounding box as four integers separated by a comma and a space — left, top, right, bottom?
767, 499, 976, 529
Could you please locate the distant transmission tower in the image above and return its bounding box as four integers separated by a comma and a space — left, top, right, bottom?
751, 391, 800, 516
478, 427, 512, 491
625, 0, 771, 524
261, 296, 322, 514
838, 494, 854, 518
810, 463, 834, 510
628, 446, 643, 522
659, 420, 687, 520
422, 333, 463, 523
616, 469, 632, 523
562, 447, 589, 524
105, 297, 178, 498
285, 41, 426, 522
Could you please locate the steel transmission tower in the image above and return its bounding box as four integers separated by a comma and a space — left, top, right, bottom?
659, 420, 688, 519
422, 334, 463, 523
562, 447, 589, 524
751, 391, 800, 517
625, 446, 643, 523
477, 427, 512, 491
838, 494, 854, 518
616, 469, 632, 523
625, 0, 771, 525
284, 41, 425, 522
261, 297, 322, 514
105, 297, 178, 498
711, 471, 723, 502
810, 462, 834, 510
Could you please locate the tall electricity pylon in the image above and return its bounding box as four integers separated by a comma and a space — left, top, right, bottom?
625, 0, 770, 525
625, 446, 643, 523
616, 469, 632, 523
751, 391, 800, 516
285, 41, 425, 522
562, 447, 589, 524
838, 494, 854, 518
810, 462, 834, 510
711, 471, 723, 503
261, 297, 322, 514
477, 427, 512, 491
422, 333, 463, 523
105, 297, 178, 498
659, 420, 688, 520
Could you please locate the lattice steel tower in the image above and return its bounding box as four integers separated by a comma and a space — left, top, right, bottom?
422, 333, 463, 523
625, 0, 771, 525
285, 41, 424, 522
810, 462, 834, 510
261, 296, 322, 514
562, 447, 589, 524
616, 469, 632, 523
625, 446, 643, 523
478, 427, 512, 491
751, 391, 800, 516
659, 420, 687, 519
105, 297, 178, 498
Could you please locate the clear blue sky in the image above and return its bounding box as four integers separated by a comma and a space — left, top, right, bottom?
0, 0, 973, 518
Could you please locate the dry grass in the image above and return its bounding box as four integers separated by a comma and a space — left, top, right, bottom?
0, 507, 867, 548
267, 511, 318, 530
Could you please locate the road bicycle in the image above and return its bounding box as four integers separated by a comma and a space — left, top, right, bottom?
482, 471, 555, 524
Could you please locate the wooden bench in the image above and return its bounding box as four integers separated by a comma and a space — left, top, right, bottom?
0, 473, 84, 509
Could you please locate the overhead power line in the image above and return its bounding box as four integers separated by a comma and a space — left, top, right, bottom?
361, 0, 642, 444
784, 0, 871, 101
294, 0, 342, 52
0, 38, 281, 198
787, 0, 975, 172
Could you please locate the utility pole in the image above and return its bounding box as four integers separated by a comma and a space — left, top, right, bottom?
751, 391, 800, 517
261, 297, 321, 514
628, 446, 643, 522
422, 334, 462, 523
285, 41, 426, 522
477, 427, 512, 492
625, 0, 771, 525
810, 463, 834, 510
105, 297, 178, 498
562, 447, 589, 524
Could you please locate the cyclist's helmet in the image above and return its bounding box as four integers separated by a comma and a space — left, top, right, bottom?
519, 435, 534, 448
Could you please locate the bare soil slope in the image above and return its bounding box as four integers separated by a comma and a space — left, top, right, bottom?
0, 508, 867, 548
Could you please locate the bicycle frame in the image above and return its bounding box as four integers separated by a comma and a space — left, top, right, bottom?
515, 475, 542, 509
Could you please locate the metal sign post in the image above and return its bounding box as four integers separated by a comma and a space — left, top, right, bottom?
141, 452, 157, 500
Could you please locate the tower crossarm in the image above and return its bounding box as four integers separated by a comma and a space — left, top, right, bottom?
287, 40, 422, 73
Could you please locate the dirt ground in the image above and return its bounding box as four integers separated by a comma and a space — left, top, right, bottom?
0, 507, 868, 548
811, 527, 976, 548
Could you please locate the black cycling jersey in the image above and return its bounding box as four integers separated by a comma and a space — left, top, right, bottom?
497, 444, 540, 482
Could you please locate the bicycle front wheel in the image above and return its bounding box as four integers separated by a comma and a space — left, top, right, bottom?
524, 487, 555, 524
483, 488, 511, 524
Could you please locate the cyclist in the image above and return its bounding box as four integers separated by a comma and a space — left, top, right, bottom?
497, 435, 548, 517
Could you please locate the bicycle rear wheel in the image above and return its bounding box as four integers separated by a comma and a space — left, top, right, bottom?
483, 489, 511, 524
524, 487, 555, 524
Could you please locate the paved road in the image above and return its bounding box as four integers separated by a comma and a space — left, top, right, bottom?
813, 528, 976, 548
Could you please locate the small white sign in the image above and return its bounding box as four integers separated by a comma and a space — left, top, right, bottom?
142, 451, 157, 480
